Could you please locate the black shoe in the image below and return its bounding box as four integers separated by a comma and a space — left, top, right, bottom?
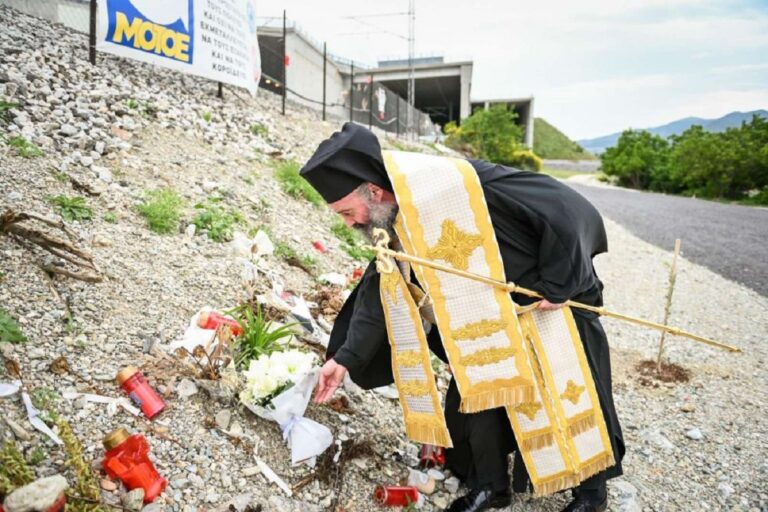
560, 495, 607, 512
444, 486, 512, 512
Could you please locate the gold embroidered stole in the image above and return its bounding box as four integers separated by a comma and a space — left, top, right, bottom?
378, 150, 615, 496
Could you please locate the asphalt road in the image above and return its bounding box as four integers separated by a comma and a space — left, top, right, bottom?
567, 183, 768, 297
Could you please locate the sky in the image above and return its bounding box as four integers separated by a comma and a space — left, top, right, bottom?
259, 0, 768, 140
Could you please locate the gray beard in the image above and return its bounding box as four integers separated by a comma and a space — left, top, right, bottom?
356, 201, 399, 244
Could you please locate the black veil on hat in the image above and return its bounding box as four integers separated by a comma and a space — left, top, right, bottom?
300, 122, 392, 203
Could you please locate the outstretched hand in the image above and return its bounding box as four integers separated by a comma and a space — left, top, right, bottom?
537, 299, 566, 311
313, 358, 348, 403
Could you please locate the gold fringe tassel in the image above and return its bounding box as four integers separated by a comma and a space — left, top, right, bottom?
576, 452, 616, 482
405, 419, 453, 448
567, 414, 596, 438
533, 474, 581, 497
520, 431, 556, 452
459, 385, 534, 413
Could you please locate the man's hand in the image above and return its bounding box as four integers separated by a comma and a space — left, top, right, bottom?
313, 358, 348, 403
537, 299, 566, 311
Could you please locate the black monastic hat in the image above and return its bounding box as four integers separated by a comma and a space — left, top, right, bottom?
300, 123, 392, 203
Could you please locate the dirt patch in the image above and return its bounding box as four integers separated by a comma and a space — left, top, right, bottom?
634, 359, 691, 386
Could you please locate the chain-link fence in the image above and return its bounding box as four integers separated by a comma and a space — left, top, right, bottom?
348, 79, 438, 139
1, 2, 440, 138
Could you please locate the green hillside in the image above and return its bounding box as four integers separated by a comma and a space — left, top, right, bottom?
533, 118, 596, 160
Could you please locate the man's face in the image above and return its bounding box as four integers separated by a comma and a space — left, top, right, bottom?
330, 185, 398, 242
330, 189, 371, 229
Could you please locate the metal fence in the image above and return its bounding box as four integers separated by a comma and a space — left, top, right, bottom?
0, 1, 440, 138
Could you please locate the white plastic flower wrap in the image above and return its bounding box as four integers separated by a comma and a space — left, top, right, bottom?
240, 349, 333, 466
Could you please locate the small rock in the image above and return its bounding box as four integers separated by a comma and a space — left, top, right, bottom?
5, 418, 32, 441
680, 402, 696, 413
141, 504, 164, 512
242, 466, 260, 477
188, 473, 205, 487
171, 478, 190, 490
640, 428, 675, 453
717, 482, 733, 500
59, 123, 78, 136
177, 378, 198, 399
185, 224, 197, 238
685, 427, 703, 440
444, 476, 460, 494
122, 488, 145, 511
432, 494, 450, 509
428, 469, 446, 481
6, 191, 22, 201
100, 478, 118, 491
215, 409, 232, 430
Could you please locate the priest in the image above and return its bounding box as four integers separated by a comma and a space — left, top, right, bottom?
303, 123, 625, 512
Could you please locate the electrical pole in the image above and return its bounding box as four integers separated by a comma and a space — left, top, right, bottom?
407, 0, 415, 137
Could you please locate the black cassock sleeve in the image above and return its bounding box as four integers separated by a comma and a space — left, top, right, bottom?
326, 261, 394, 389
326, 261, 448, 389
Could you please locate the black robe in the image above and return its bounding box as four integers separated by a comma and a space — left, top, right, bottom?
327, 160, 625, 492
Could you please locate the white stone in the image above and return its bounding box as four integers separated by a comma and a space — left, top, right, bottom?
4, 475, 68, 512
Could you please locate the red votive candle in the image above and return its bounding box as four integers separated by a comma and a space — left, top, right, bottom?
102, 428, 167, 503
197, 311, 243, 336
116, 367, 166, 419
419, 444, 446, 468
373, 485, 421, 507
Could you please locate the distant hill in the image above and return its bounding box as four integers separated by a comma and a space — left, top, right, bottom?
578, 109, 768, 154
533, 118, 596, 160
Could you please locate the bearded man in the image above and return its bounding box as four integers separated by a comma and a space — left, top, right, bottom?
302, 123, 624, 512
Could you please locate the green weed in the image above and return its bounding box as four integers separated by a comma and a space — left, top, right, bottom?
331, 219, 375, 261
137, 188, 184, 234
0, 100, 19, 123
103, 212, 118, 224
0, 308, 26, 344
230, 303, 297, 368
48, 195, 92, 222
7, 135, 42, 158
30, 387, 60, 425
126, 98, 139, 110
27, 446, 46, 466
274, 160, 324, 207
192, 197, 244, 242
249, 122, 268, 137
201, 111, 213, 123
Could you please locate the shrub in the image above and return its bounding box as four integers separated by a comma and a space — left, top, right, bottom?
447, 105, 525, 164
0, 308, 26, 344
601, 130, 670, 190
192, 197, 243, 242
137, 188, 184, 234
7, 135, 42, 158
507, 149, 542, 172
48, 195, 92, 222
274, 160, 324, 207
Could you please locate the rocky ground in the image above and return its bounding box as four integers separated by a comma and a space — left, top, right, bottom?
1, 5, 767, 512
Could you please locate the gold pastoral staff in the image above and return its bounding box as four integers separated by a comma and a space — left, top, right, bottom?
367, 230, 741, 353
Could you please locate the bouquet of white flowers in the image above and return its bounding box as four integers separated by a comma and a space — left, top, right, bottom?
240, 349, 333, 466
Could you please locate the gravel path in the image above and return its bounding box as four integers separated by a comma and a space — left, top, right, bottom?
565, 182, 768, 297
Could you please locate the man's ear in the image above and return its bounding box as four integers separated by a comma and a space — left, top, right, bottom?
368, 183, 384, 201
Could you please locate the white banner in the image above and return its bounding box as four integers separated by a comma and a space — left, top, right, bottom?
97, 0, 261, 94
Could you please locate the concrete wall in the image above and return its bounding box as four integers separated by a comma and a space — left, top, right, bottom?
286, 31, 346, 119
0, 0, 89, 32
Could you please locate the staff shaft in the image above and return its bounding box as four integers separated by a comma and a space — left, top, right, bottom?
370, 246, 740, 353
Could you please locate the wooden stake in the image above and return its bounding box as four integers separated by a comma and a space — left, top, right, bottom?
366, 234, 740, 353
657, 239, 682, 372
